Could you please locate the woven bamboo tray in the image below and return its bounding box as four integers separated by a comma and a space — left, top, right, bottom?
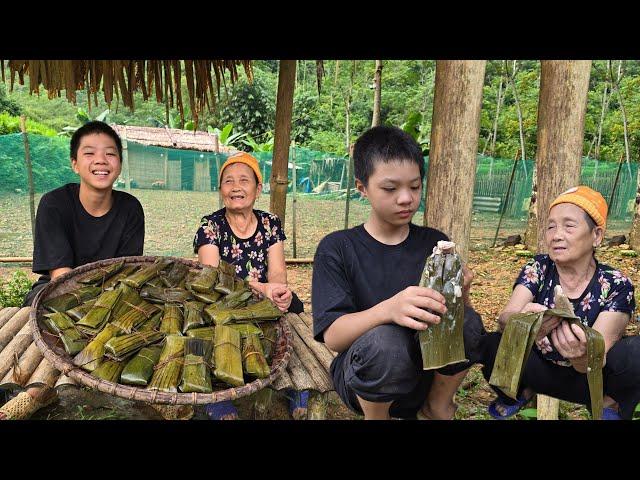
29, 256, 293, 405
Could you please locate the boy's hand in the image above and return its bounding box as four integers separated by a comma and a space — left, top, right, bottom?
384, 286, 447, 331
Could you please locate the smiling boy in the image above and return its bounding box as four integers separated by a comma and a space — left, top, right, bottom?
312, 126, 487, 420
23, 121, 145, 306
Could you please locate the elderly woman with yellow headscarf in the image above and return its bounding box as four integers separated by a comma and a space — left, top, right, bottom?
482, 186, 639, 420
193, 151, 306, 420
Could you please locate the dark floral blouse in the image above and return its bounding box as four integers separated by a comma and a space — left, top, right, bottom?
514, 254, 636, 365
193, 208, 286, 283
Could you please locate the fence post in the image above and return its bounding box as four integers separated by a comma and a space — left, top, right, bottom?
19, 116, 36, 240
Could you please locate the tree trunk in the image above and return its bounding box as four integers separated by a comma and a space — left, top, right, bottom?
629, 166, 640, 251
424, 60, 486, 262
526, 61, 592, 255
344, 62, 356, 230
612, 61, 632, 180
491, 77, 504, 156
269, 60, 296, 224
371, 60, 383, 127
506, 61, 528, 178
595, 82, 609, 160
19, 116, 36, 240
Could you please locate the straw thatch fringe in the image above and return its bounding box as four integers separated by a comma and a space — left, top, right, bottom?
6, 60, 253, 128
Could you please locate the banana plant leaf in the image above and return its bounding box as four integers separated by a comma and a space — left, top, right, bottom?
92, 359, 126, 383
229, 323, 263, 337
185, 326, 215, 341
213, 260, 236, 295
260, 323, 277, 362
418, 241, 467, 370
121, 259, 172, 289
104, 330, 164, 362
190, 290, 222, 304
182, 301, 208, 332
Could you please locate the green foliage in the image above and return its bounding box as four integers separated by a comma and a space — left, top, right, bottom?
0, 83, 22, 116
516, 408, 538, 420
207, 123, 247, 148
0, 112, 57, 136
0, 271, 32, 307
218, 76, 275, 139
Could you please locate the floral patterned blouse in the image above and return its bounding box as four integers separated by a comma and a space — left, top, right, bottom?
515, 254, 636, 365
193, 208, 286, 283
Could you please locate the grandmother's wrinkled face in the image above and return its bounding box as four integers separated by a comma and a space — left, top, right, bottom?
220, 162, 261, 212
546, 203, 603, 265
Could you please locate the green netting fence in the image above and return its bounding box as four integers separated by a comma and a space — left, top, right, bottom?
1, 133, 638, 258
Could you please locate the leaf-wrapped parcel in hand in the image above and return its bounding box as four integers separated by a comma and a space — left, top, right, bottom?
418, 241, 467, 370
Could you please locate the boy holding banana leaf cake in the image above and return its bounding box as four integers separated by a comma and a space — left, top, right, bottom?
311, 126, 487, 420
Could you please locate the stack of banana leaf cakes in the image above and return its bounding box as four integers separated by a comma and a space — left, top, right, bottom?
38, 258, 283, 394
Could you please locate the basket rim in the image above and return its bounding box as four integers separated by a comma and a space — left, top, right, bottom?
29, 255, 293, 405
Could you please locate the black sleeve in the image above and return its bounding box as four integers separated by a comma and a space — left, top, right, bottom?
32, 194, 73, 275
116, 198, 145, 257
311, 236, 357, 343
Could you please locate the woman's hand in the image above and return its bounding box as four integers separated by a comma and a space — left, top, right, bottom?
260, 282, 292, 312
550, 321, 588, 372
520, 302, 561, 340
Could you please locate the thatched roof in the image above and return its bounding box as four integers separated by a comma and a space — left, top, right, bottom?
110, 124, 237, 153
2, 60, 253, 126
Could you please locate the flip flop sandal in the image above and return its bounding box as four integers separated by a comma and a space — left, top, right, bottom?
287, 389, 309, 420
205, 400, 238, 420
601, 407, 622, 420
487, 395, 530, 420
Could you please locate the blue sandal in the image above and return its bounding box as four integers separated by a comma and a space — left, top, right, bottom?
601, 407, 622, 420
205, 400, 238, 420
488, 395, 530, 420
286, 389, 309, 419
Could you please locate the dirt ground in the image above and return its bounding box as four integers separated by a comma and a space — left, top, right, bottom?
2, 245, 639, 420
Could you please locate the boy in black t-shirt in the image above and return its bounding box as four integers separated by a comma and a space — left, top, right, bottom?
22, 121, 145, 307
312, 126, 486, 420
1, 122, 145, 420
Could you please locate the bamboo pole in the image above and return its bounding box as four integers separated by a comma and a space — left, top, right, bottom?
292, 143, 297, 259
609, 153, 625, 212
344, 149, 354, 230
122, 127, 131, 192
214, 133, 222, 210
492, 149, 520, 247
19, 116, 36, 240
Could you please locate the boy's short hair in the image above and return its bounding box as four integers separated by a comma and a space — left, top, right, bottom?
70, 121, 123, 161
353, 126, 425, 186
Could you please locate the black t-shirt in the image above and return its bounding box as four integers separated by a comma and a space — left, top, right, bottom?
32, 183, 145, 277
311, 222, 448, 342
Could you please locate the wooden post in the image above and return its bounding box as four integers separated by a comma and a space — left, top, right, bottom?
163, 149, 168, 187
292, 143, 297, 259
19, 116, 36, 240
424, 61, 486, 263
492, 149, 520, 247
529, 60, 592, 420
121, 127, 131, 192
270, 60, 296, 224
344, 146, 354, 230
371, 60, 383, 127
214, 134, 222, 210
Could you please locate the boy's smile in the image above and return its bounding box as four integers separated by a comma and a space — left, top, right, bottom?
71, 133, 121, 192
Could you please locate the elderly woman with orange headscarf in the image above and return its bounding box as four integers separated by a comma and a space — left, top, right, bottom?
482, 186, 639, 420
193, 151, 306, 420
